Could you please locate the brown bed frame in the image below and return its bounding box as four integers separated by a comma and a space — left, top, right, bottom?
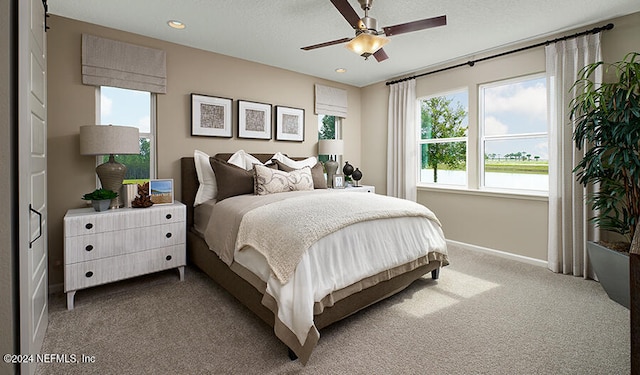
180, 154, 442, 361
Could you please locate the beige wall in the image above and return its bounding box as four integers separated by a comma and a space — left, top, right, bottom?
46, 12, 640, 288
46, 15, 362, 288
362, 12, 640, 261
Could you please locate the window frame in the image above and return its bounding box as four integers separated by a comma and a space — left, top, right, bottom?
95, 86, 157, 185
417, 88, 469, 187
478, 73, 548, 194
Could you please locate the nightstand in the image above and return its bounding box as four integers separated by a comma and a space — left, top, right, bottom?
63, 201, 186, 310
332, 185, 375, 193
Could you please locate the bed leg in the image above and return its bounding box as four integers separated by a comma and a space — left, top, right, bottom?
287, 348, 298, 361
431, 268, 440, 280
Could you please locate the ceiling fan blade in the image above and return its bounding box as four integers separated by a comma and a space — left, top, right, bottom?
301, 37, 353, 51
330, 0, 361, 28
383, 15, 447, 37
373, 48, 388, 62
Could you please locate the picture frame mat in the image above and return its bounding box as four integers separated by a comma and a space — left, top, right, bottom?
191, 94, 232, 137
275, 106, 305, 142
238, 100, 272, 139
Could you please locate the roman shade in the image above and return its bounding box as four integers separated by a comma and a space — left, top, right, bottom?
315, 84, 347, 118
82, 34, 167, 94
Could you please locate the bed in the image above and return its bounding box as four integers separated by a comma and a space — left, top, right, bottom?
180, 152, 448, 364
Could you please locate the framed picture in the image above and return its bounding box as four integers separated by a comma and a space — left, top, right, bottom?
238, 100, 272, 140
191, 94, 232, 137
333, 174, 345, 189
275, 106, 305, 142
149, 179, 174, 205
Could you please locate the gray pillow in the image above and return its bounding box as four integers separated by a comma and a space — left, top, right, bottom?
273, 160, 328, 189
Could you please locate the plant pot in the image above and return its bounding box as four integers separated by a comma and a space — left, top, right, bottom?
91, 199, 111, 212
586, 241, 630, 309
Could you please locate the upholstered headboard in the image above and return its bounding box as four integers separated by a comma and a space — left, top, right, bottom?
180, 153, 300, 228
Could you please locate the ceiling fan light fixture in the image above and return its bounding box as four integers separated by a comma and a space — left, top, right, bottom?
345, 32, 388, 58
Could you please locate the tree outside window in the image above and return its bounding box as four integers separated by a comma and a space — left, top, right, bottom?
419, 92, 468, 185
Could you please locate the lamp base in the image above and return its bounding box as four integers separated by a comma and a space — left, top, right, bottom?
96, 155, 126, 208
324, 159, 339, 188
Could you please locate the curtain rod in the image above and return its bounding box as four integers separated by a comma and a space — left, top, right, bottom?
385, 23, 614, 86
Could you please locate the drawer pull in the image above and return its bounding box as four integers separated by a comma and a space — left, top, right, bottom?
85, 223, 93, 230
166, 214, 172, 220
85, 245, 94, 252
166, 232, 172, 238
166, 255, 172, 261
85, 271, 94, 278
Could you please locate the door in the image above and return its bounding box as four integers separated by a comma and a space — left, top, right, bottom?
18, 0, 48, 374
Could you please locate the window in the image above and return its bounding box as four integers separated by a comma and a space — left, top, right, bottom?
418, 90, 468, 186
317, 114, 341, 163
98, 86, 156, 183
480, 75, 548, 192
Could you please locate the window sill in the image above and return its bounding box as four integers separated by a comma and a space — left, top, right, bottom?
416, 184, 548, 202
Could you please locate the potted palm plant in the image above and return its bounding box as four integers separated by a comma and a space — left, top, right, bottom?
82, 188, 118, 212
570, 51, 640, 308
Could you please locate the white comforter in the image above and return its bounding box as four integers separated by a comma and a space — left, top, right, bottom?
201, 190, 448, 363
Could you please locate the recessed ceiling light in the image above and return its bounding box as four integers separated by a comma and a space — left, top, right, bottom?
167, 20, 186, 30
335, 68, 347, 73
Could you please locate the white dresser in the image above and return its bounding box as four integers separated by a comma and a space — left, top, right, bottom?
63, 201, 186, 309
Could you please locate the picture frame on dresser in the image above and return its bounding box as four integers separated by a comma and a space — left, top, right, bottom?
275, 106, 304, 142
191, 94, 233, 138
333, 174, 345, 189
149, 179, 174, 205
238, 100, 272, 140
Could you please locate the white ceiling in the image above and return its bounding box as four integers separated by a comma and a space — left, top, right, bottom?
49, 0, 640, 87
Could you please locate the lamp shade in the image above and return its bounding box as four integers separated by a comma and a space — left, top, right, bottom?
80, 125, 140, 155
318, 139, 344, 156
345, 33, 389, 56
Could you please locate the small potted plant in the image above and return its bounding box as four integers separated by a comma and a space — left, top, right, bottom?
82, 188, 118, 212
570, 52, 640, 308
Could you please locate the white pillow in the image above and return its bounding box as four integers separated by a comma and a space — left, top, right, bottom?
193, 150, 217, 206
227, 149, 263, 170
271, 152, 317, 169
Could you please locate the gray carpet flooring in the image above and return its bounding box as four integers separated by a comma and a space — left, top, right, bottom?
36, 245, 629, 374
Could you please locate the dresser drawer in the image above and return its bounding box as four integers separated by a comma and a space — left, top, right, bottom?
64, 205, 185, 237
64, 222, 185, 264
64, 245, 186, 291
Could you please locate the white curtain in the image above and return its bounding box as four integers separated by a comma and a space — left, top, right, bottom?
387, 80, 417, 201
546, 33, 601, 277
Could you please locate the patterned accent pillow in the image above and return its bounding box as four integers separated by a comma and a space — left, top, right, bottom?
254, 164, 314, 195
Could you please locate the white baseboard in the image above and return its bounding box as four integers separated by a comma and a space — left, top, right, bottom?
446, 239, 548, 268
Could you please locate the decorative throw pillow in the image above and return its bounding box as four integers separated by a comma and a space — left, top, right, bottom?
210, 157, 255, 201
271, 152, 318, 169
254, 164, 314, 195
273, 160, 327, 189
227, 149, 263, 170
193, 150, 217, 206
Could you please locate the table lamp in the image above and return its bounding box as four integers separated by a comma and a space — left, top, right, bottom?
80, 125, 140, 208
318, 139, 344, 188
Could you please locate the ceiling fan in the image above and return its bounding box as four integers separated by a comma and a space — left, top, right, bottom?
301, 0, 447, 62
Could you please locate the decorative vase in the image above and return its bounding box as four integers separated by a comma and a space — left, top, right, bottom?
92, 199, 111, 212
352, 168, 363, 186
343, 161, 354, 177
